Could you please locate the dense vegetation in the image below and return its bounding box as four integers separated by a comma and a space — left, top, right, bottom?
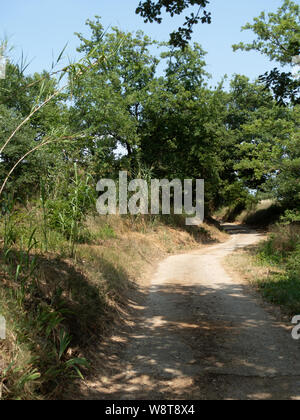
0, 0, 299, 399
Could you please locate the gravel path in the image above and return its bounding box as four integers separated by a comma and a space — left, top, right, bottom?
81, 225, 300, 400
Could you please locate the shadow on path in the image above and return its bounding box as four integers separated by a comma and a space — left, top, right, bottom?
78, 227, 300, 400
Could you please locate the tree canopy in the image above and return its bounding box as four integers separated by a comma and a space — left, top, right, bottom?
233, 0, 300, 105
0, 2, 299, 215
136, 0, 211, 48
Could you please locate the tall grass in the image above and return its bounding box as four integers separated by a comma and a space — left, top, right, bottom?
256, 223, 300, 315
0, 198, 90, 399
44, 163, 95, 256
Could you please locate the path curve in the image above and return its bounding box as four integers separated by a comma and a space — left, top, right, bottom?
82, 225, 300, 400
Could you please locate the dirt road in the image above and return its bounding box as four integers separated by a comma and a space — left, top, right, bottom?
81, 225, 300, 400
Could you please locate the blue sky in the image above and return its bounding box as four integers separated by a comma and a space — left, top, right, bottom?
1, 0, 286, 88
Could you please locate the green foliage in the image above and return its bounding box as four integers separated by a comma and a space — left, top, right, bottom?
259, 68, 299, 106
281, 209, 300, 224
0, 105, 41, 197
45, 164, 95, 255
256, 224, 300, 314
140, 44, 235, 210
232, 0, 299, 65
224, 75, 300, 213
0, 6, 299, 400
72, 19, 159, 173
136, 0, 211, 48
233, 0, 300, 105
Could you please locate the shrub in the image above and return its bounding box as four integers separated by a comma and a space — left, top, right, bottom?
259, 223, 300, 264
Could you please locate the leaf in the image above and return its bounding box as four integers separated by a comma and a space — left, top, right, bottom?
58, 329, 71, 360
65, 358, 89, 368
57, 43, 68, 65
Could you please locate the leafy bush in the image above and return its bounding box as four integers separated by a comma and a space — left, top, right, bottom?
280, 209, 300, 225
259, 223, 300, 263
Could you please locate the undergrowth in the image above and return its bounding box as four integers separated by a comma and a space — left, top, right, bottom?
255, 223, 300, 314
226, 222, 300, 317
0, 199, 225, 400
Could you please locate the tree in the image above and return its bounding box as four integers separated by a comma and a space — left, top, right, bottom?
136, 0, 211, 48
139, 43, 234, 209
268, 107, 300, 209
0, 62, 60, 197
0, 47, 98, 199
71, 18, 159, 175
233, 0, 300, 105
0, 104, 45, 197
224, 74, 300, 214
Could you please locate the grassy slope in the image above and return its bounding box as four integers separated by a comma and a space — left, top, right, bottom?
225, 224, 300, 318
215, 200, 283, 227
0, 211, 226, 400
